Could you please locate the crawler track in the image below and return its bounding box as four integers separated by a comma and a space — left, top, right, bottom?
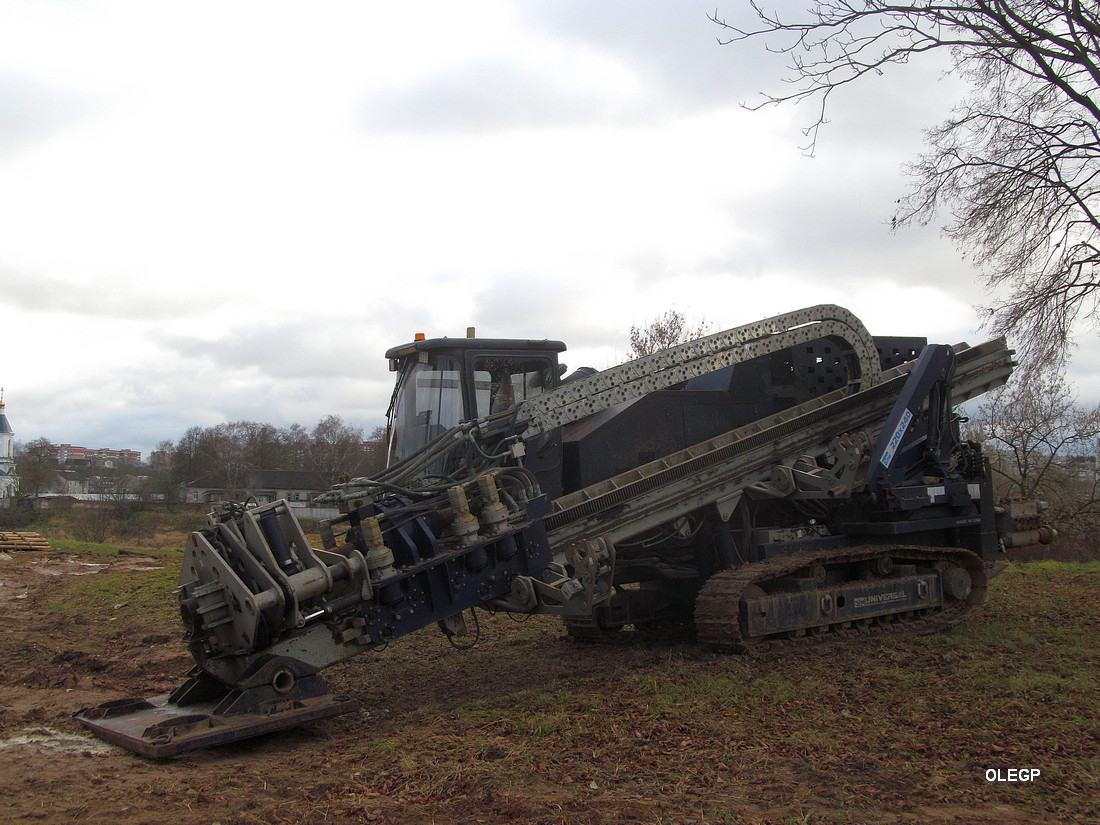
694, 545, 988, 655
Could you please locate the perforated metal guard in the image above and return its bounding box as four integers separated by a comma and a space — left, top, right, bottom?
520, 305, 882, 434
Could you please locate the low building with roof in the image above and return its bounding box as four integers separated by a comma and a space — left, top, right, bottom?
181, 470, 340, 518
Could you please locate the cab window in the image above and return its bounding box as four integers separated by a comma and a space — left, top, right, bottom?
388, 354, 464, 464
474, 356, 554, 418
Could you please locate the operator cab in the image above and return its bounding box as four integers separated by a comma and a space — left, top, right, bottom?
385, 336, 567, 473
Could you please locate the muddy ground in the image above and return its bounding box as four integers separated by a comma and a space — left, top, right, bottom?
0, 547, 1096, 825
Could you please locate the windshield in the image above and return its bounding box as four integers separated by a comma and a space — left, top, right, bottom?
387, 355, 464, 467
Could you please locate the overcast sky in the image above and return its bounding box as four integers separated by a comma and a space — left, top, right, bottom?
2, 0, 1097, 459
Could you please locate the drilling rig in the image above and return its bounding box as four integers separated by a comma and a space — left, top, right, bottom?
75, 305, 1050, 757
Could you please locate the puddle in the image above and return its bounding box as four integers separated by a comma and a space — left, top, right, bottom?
26, 557, 164, 577
0, 728, 114, 756
31, 560, 109, 577
72, 562, 110, 573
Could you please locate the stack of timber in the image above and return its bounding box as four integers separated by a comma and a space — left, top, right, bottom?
0, 531, 52, 551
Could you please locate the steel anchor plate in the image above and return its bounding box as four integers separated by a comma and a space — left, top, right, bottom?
73, 691, 359, 759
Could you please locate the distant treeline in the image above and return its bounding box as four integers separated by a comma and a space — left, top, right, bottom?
149, 416, 388, 493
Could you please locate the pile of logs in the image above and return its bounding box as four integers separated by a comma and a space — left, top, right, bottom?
0, 531, 52, 551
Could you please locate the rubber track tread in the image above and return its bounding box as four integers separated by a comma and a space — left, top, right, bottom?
693, 545, 988, 655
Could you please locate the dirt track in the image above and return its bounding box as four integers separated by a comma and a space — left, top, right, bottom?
0, 548, 1096, 825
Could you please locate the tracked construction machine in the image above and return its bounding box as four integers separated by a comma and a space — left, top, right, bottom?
75, 305, 1051, 757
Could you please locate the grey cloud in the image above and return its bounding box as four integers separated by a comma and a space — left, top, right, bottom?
471, 271, 625, 354
152, 320, 389, 381
361, 2, 781, 135
695, 152, 983, 297
1065, 344, 1100, 403
520, 0, 792, 111
522, 1, 965, 147
810, 60, 966, 154
0, 269, 200, 320
0, 72, 88, 153
362, 60, 649, 134
11, 376, 195, 459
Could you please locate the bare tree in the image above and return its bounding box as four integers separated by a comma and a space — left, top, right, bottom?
363, 424, 390, 476
309, 415, 369, 486
628, 310, 712, 359
141, 440, 178, 509
171, 426, 206, 485
14, 438, 59, 500
162, 418, 391, 492
281, 423, 311, 471
966, 367, 1100, 531
199, 422, 254, 496
716, 1, 1100, 366
96, 457, 141, 518
241, 422, 285, 471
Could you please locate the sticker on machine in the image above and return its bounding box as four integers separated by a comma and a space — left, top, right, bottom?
879, 408, 914, 468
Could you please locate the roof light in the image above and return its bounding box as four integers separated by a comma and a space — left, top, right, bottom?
414, 332, 426, 341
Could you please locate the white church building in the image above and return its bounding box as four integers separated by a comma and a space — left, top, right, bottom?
0, 393, 18, 501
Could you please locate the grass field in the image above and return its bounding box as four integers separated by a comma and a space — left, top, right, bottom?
0, 518, 1096, 824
